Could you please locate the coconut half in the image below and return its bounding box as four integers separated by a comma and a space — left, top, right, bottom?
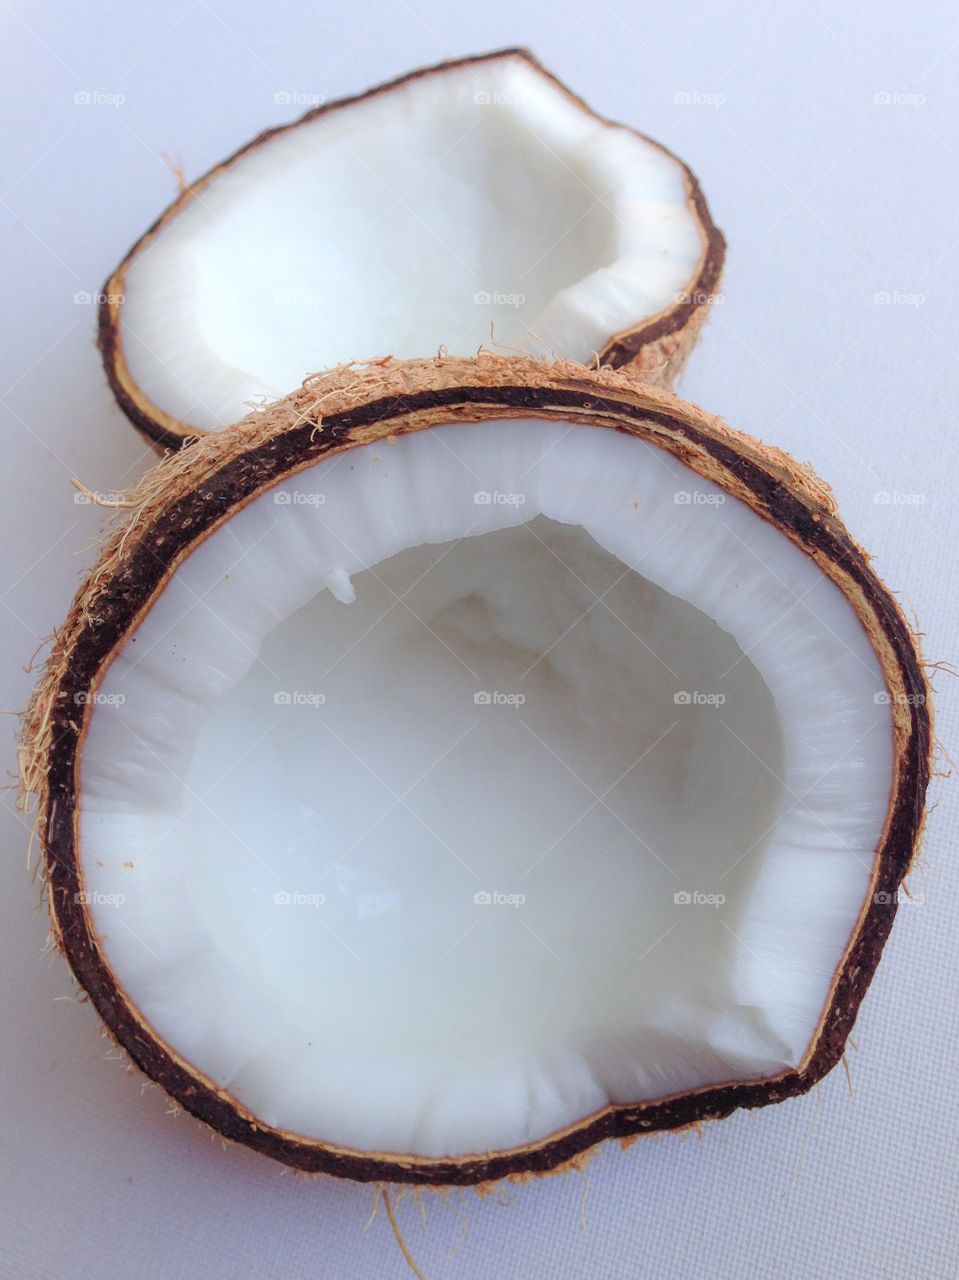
21, 356, 929, 1186
98, 50, 724, 448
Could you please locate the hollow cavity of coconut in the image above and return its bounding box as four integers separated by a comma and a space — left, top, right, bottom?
21, 356, 929, 1186
98, 48, 724, 448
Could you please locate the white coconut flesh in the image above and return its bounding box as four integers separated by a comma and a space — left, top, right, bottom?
79, 419, 893, 1158
119, 54, 706, 430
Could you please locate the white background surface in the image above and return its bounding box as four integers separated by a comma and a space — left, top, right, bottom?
1, 2, 957, 1277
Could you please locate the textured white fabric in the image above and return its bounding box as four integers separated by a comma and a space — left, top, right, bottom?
0, 1, 956, 1277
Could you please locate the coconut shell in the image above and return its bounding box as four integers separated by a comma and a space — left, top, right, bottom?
20, 355, 930, 1186
96, 49, 725, 450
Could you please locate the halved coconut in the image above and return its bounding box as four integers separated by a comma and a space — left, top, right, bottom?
98, 50, 724, 448
21, 356, 929, 1186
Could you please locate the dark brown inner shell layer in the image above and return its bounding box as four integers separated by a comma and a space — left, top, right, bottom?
32, 363, 929, 1185
96, 48, 725, 450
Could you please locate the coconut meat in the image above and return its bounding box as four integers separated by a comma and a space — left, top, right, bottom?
118, 53, 705, 429
78, 419, 893, 1158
